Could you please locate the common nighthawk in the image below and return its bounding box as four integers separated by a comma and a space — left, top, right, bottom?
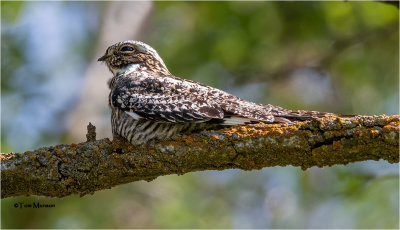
98, 40, 333, 145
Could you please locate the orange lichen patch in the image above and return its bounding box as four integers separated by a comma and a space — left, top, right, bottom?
240, 127, 248, 132
247, 159, 256, 168
213, 135, 219, 140
370, 129, 380, 138
270, 128, 285, 135
221, 123, 296, 139
24, 151, 32, 155
0, 152, 14, 160
352, 129, 364, 137
245, 128, 270, 137
112, 136, 133, 151
230, 128, 238, 133
182, 136, 194, 145
65, 178, 75, 186
70, 143, 78, 147
317, 116, 345, 130
333, 141, 342, 150
258, 129, 270, 135
62, 157, 71, 164
383, 122, 399, 131
286, 124, 301, 132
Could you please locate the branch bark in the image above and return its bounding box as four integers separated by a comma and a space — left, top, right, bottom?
1, 115, 398, 199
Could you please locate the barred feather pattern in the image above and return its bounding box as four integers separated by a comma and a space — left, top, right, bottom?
100, 40, 339, 145
111, 108, 221, 144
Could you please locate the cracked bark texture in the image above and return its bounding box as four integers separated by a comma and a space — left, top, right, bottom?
1, 115, 398, 199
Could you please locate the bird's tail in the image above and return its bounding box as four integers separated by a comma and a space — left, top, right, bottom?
266, 105, 356, 123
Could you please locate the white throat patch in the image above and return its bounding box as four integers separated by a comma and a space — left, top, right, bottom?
115, 63, 141, 76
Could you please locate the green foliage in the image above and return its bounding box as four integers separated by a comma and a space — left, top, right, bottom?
347, 176, 399, 228
1, 1, 23, 23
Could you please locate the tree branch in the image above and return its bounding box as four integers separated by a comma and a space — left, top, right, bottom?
1, 115, 398, 199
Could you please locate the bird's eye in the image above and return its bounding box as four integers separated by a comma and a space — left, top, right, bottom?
120, 46, 134, 52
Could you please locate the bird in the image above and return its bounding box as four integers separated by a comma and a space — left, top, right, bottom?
98, 40, 334, 145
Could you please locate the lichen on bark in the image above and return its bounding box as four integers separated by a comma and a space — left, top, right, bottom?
1, 115, 398, 199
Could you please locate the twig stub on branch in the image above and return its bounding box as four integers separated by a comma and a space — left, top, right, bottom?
86, 122, 96, 142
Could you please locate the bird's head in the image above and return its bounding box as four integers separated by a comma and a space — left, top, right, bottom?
98, 40, 170, 76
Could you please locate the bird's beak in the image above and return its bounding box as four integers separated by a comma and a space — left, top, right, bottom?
98, 54, 108, 62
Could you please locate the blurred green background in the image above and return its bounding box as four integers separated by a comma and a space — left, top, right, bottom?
1, 1, 398, 228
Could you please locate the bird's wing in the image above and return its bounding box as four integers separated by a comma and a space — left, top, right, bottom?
111, 74, 282, 124
110, 80, 224, 123
180, 78, 277, 123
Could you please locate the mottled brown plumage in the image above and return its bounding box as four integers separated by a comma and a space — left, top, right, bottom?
98, 40, 335, 145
